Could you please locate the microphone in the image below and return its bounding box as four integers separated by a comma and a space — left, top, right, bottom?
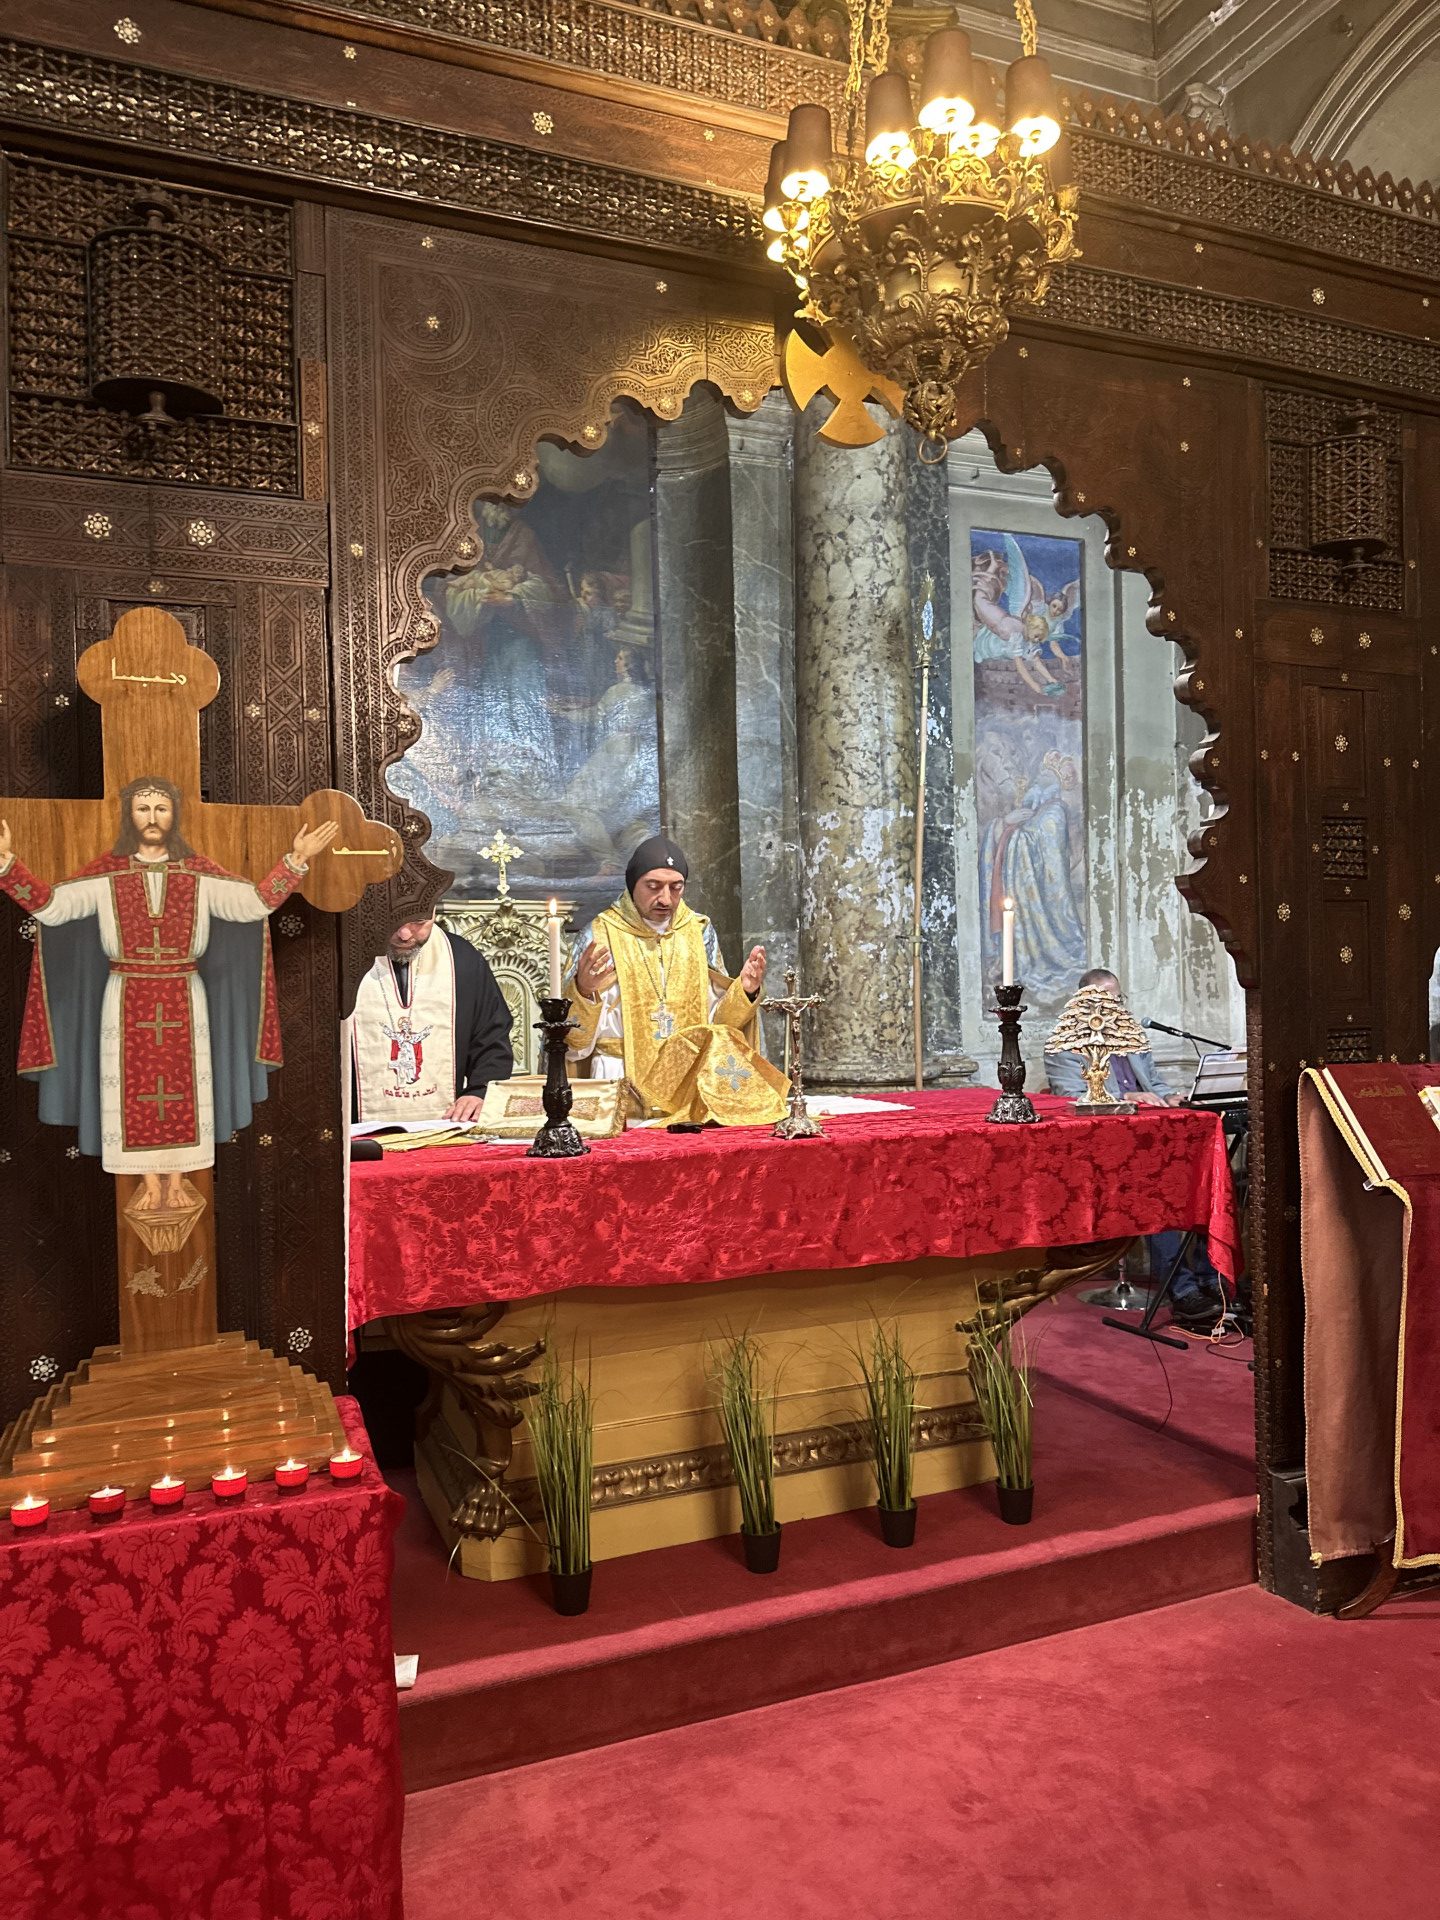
1141, 1017, 1229, 1051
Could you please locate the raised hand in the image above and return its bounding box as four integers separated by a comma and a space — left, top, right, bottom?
740, 944, 767, 995
574, 942, 616, 1000
0, 820, 11, 867
291, 818, 340, 867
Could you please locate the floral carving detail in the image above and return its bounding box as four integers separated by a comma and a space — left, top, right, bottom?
1399, 903, 1413, 920
1277, 902, 1292, 922
531, 110, 554, 134
1334, 734, 1348, 752
29, 1353, 59, 1382
83, 512, 112, 539
186, 519, 217, 547
113, 16, 141, 42
288, 1326, 313, 1353
1339, 945, 1354, 964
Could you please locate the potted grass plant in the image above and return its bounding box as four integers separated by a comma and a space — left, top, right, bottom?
526, 1347, 595, 1614
858, 1317, 919, 1547
966, 1304, 1035, 1525
711, 1332, 780, 1573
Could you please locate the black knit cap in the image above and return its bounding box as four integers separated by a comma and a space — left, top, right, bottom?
625, 834, 689, 897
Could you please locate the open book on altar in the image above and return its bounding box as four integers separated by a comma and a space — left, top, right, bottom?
1300, 1062, 1440, 1575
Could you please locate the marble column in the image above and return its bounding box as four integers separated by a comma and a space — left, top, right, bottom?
907, 441, 974, 1081
794, 403, 917, 1086
653, 388, 742, 964
726, 394, 799, 1051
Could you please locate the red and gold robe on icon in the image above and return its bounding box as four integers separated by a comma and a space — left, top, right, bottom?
0, 848, 303, 1174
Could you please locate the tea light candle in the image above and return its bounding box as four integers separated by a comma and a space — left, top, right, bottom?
1001, 897, 1016, 987
149, 1475, 185, 1509
546, 898, 563, 999
87, 1486, 126, 1520
9, 1493, 49, 1530
212, 1467, 247, 1501
328, 1447, 363, 1481
274, 1458, 310, 1492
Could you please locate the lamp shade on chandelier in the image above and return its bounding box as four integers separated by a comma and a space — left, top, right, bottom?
764, 1, 1079, 452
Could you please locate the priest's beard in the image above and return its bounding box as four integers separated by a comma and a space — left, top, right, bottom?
388, 926, 434, 963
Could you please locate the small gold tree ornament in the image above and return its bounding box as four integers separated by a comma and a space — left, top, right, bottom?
1046, 986, 1148, 1116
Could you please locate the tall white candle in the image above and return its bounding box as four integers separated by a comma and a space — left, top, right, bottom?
1001, 897, 1016, 987
547, 898, 563, 999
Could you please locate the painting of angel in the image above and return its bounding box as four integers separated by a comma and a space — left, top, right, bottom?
972, 532, 1082, 700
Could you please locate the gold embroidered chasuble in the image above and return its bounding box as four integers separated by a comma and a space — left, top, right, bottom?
567, 896, 787, 1125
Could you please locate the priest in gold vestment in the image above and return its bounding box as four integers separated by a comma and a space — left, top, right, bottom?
565, 835, 788, 1125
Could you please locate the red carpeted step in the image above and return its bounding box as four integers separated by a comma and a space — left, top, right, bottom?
392, 1380, 1255, 1791
403, 1583, 1440, 1920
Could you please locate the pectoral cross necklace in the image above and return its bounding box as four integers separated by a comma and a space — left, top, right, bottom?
638, 931, 676, 1042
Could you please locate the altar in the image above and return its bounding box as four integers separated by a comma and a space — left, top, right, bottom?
350, 1091, 1241, 1578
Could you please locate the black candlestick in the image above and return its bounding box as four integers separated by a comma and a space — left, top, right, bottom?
987, 982, 1040, 1125
527, 996, 589, 1158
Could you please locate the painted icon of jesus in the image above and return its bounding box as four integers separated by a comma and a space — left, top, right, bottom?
0, 775, 336, 1213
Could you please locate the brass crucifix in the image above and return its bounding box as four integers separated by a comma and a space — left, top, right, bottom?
762, 967, 825, 1141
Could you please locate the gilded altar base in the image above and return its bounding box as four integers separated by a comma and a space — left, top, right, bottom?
413, 1252, 1048, 1581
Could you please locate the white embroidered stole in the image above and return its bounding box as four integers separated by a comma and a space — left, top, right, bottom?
352, 933, 457, 1120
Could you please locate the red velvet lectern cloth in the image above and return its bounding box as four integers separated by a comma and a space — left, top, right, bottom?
0, 1398, 404, 1920
349, 1088, 1241, 1326
1301, 1064, 1440, 1569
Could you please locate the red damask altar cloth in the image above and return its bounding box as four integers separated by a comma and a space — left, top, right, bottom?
349, 1089, 1241, 1326
0, 1399, 404, 1920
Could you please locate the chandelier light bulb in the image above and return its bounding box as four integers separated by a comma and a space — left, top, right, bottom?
1005, 53, 1061, 155
762, 141, 789, 231
864, 72, 917, 168
917, 28, 977, 135
781, 104, 834, 201
952, 62, 1003, 158
1045, 126, 1077, 198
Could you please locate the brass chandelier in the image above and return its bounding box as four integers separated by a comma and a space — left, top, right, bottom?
764, 0, 1080, 455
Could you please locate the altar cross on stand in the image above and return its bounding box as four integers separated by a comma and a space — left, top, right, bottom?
0, 608, 402, 1508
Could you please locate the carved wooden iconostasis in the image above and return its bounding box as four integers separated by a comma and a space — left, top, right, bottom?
2, 0, 1439, 1607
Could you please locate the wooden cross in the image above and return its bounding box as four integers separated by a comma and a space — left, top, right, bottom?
0, 608, 401, 1507
479, 828, 524, 899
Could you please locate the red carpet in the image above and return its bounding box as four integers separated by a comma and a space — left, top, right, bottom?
1028, 1284, 1256, 1469
402, 1582, 1440, 1919
391, 1304, 1255, 1789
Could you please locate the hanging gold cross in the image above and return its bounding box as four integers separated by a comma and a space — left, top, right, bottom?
137, 1001, 184, 1046
480, 829, 524, 900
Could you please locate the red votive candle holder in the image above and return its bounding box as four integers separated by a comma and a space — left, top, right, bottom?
212, 1467, 247, 1501
87, 1485, 126, 1520
274, 1458, 310, 1492
149, 1475, 185, 1509
9, 1493, 49, 1530
328, 1447, 363, 1481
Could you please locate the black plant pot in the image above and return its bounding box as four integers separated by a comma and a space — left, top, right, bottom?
549, 1565, 593, 1615
741, 1525, 782, 1574
996, 1482, 1034, 1526
877, 1501, 918, 1548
